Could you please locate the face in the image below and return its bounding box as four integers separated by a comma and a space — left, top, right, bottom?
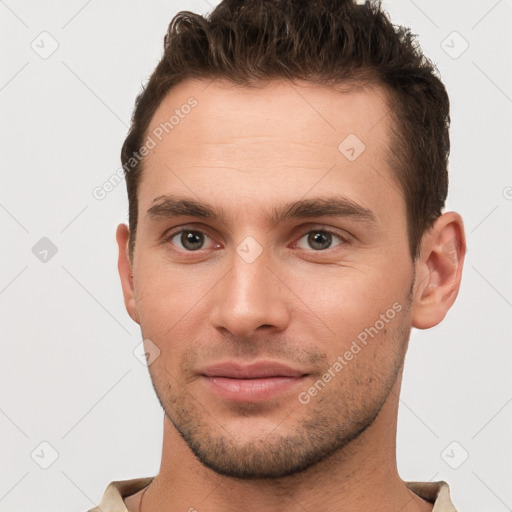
124, 79, 416, 478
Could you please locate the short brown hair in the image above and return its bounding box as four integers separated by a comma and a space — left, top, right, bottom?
121, 0, 450, 260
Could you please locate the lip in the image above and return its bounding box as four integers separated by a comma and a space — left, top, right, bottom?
200, 361, 308, 402
201, 361, 306, 379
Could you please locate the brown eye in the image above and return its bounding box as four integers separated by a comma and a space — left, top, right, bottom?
295, 229, 345, 251
169, 230, 209, 251
181, 231, 205, 250
307, 231, 333, 250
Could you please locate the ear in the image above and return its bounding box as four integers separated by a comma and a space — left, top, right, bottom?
116, 223, 140, 324
411, 212, 466, 330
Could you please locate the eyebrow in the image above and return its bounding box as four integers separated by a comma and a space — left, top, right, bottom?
146, 194, 376, 225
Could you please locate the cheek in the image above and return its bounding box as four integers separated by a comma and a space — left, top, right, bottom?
132, 263, 215, 344
286, 267, 411, 385
132, 244, 411, 357
288, 264, 409, 337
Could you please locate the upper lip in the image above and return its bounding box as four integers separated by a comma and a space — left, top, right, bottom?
200, 361, 308, 379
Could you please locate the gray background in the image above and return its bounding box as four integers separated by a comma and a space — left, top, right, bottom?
0, 1, 511, 511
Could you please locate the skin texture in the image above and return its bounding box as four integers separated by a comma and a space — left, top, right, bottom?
117, 78, 466, 512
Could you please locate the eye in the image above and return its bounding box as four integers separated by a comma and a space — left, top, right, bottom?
163, 227, 348, 255
294, 229, 346, 251
166, 229, 217, 251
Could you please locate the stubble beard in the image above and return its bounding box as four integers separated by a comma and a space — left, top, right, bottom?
147, 288, 413, 480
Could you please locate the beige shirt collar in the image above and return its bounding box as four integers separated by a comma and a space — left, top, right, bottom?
87, 477, 458, 512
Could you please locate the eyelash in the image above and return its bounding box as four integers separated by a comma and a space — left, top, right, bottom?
162, 226, 349, 254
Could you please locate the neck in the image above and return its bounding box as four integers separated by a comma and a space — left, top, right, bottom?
139, 369, 432, 512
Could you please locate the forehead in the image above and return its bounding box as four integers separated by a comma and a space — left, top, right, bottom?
138, 78, 402, 226
146, 77, 392, 152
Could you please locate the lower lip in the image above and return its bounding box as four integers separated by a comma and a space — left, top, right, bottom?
202, 376, 306, 402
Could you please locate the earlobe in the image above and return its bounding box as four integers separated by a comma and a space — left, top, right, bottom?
116, 223, 140, 324
411, 212, 466, 330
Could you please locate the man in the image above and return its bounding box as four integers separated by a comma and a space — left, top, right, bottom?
90, 0, 466, 510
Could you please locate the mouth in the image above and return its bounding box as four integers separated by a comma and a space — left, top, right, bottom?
199, 361, 309, 402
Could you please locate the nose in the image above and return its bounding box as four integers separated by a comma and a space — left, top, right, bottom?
210, 245, 291, 338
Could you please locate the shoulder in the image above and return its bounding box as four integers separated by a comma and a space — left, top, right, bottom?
405, 480, 459, 512
85, 476, 154, 512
